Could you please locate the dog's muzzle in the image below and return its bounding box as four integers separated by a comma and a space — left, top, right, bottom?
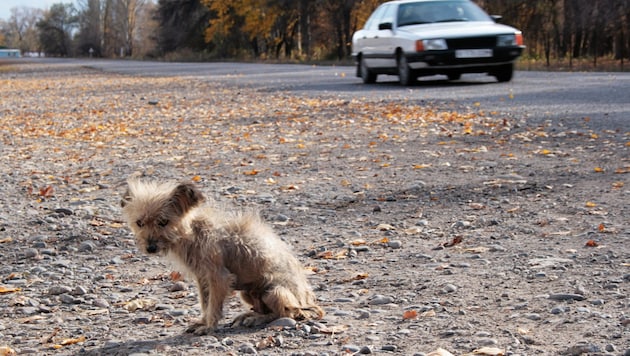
146, 240, 158, 254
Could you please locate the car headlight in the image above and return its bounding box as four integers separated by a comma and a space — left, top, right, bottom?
423, 39, 448, 50
497, 34, 518, 46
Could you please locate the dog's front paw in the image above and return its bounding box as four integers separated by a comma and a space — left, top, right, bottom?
185, 321, 214, 336
232, 312, 276, 327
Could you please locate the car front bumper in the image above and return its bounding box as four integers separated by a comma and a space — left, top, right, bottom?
406, 46, 524, 70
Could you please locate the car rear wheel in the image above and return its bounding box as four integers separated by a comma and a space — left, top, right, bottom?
492, 63, 514, 82
360, 57, 377, 84
397, 54, 416, 86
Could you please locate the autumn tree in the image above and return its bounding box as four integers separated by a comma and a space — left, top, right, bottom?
156, 0, 211, 54
76, 0, 102, 56
202, 0, 287, 58
2, 7, 43, 54
36, 3, 78, 56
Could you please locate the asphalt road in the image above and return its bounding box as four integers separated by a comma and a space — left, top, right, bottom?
15, 58, 630, 132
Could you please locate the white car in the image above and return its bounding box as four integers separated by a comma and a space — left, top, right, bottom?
351, 0, 525, 85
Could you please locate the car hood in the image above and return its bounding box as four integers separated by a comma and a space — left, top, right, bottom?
398, 21, 518, 38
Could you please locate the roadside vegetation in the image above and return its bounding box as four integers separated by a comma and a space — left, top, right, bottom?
0, 0, 628, 72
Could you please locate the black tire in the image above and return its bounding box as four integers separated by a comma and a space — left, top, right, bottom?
360, 57, 377, 84
493, 63, 514, 82
397, 53, 416, 86
447, 72, 461, 81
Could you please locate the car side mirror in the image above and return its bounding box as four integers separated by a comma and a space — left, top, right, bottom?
491, 15, 503, 23
379, 22, 393, 30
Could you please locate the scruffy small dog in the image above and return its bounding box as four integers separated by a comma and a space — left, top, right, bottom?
121, 179, 324, 335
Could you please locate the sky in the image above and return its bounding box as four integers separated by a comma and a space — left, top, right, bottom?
0, 0, 77, 21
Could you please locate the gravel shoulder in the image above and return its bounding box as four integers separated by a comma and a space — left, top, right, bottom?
0, 62, 629, 355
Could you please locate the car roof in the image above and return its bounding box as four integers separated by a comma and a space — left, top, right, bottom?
383, 0, 470, 4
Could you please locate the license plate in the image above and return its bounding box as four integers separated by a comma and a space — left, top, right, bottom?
455, 49, 493, 58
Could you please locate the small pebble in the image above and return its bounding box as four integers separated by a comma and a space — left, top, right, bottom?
368, 295, 395, 305
524, 313, 542, 321
442, 284, 458, 293
359, 345, 373, 354
550, 306, 568, 314
72, 286, 88, 295
548, 293, 586, 301
60, 294, 81, 304
268, 317, 297, 328
238, 342, 257, 354
169, 281, 188, 292
23, 248, 40, 259
49, 286, 72, 295
342, 345, 360, 353
79, 241, 96, 252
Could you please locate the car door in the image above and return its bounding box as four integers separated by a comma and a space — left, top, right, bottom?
371, 4, 398, 69
357, 4, 388, 68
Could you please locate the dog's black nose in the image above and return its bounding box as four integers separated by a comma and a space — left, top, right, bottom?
146, 242, 158, 254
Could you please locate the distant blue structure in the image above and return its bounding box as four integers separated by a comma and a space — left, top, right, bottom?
0, 49, 21, 58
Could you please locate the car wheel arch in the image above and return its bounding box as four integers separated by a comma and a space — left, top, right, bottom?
358, 54, 377, 84
396, 48, 416, 86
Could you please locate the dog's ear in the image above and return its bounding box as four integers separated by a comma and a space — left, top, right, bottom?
121, 187, 132, 207
169, 182, 204, 216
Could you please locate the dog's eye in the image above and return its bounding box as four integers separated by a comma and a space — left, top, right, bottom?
158, 219, 169, 227
136, 220, 144, 227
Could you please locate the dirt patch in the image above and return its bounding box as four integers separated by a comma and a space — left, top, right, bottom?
0, 63, 628, 355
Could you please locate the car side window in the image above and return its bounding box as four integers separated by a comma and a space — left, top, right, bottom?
364, 5, 387, 30
379, 4, 396, 28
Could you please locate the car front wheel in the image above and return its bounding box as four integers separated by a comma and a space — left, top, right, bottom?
360, 57, 377, 84
492, 63, 514, 82
397, 54, 416, 86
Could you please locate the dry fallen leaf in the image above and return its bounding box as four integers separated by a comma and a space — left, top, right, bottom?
375, 223, 396, 231
403, 227, 422, 235
123, 298, 156, 312
585, 239, 599, 247
464, 246, 490, 253
0, 346, 16, 356
469, 347, 505, 356
170, 271, 184, 281
0, 237, 13, 244
0, 286, 21, 294
585, 201, 597, 208
52, 335, 87, 349
255, 335, 278, 349
402, 309, 418, 320
318, 324, 349, 334
427, 348, 455, 356
413, 164, 431, 169
442, 236, 463, 248
39, 185, 54, 198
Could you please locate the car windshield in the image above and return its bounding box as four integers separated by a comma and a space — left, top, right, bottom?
397, 0, 492, 27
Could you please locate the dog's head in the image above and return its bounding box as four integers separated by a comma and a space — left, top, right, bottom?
121, 179, 205, 255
